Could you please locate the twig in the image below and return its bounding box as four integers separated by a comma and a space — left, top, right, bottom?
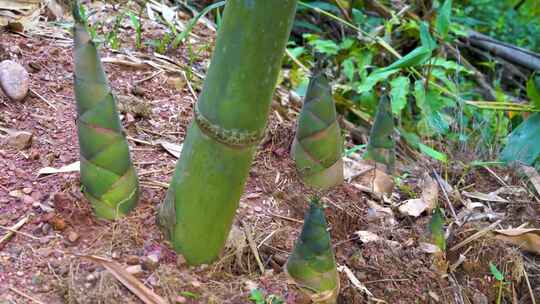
0, 216, 29, 247
337, 265, 375, 298
29, 88, 57, 110
241, 221, 265, 275
450, 219, 503, 251
285, 49, 311, 74
134, 70, 163, 85
433, 170, 459, 223
523, 267, 537, 304
9, 286, 46, 304
269, 212, 303, 224
257, 229, 280, 249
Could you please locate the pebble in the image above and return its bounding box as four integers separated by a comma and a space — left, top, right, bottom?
6, 130, 33, 150
67, 231, 79, 243
0, 60, 29, 102
125, 265, 142, 275
125, 255, 140, 265
174, 296, 187, 303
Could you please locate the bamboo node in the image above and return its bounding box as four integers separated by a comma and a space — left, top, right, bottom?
194, 104, 265, 148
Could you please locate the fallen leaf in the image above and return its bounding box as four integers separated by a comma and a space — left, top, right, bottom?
37, 161, 80, 176
520, 165, 540, 196
354, 231, 380, 243
419, 242, 441, 253
157, 140, 183, 158
399, 198, 428, 217
366, 200, 396, 226
78, 255, 167, 304
462, 191, 508, 203
420, 173, 438, 211
343, 157, 374, 180
354, 230, 399, 247
493, 228, 540, 255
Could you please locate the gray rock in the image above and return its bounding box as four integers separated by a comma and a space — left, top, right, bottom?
0, 60, 29, 102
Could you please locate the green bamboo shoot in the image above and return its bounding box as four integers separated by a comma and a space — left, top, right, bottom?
286, 198, 339, 303
72, 3, 139, 219
292, 74, 343, 189
157, 0, 298, 265
364, 96, 395, 173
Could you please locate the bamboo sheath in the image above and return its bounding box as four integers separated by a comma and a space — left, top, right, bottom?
286, 200, 339, 304
292, 74, 343, 189
73, 6, 139, 220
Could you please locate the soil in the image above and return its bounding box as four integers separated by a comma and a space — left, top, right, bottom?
1, 3, 540, 304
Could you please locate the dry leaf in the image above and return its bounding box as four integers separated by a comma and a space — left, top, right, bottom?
520, 165, 540, 196
462, 191, 508, 203
354, 231, 380, 243
37, 161, 80, 176
157, 140, 183, 158
493, 228, 540, 255
399, 198, 428, 217
420, 173, 438, 211
78, 255, 167, 304
366, 200, 396, 226
343, 157, 373, 180
419, 242, 441, 253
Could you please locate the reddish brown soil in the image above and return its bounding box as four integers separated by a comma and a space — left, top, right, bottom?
1, 5, 540, 304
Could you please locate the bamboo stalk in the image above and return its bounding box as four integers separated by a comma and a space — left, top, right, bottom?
157, 0, 298, 265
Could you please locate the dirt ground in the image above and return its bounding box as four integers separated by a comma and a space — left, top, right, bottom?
1, 4, 540, 304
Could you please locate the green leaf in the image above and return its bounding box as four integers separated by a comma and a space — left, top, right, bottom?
431, 58, 471, 74
390, 76, 410, 115
500, 113, 540, 165
249, 289, 265, 304
339, 37, 354, 50
357, 69, 400, 94
308, 39, 340, 55
435, 0, 452, 40
420, 22, 437, 51
429, 208, 446, 251
382, 46, 432, 72
489, 262, 504, 281
288, 46, 305, 59
526, 72, 540, 108
342, 58, 355, 82
419, 143, 448, 162
172, 1, 226, 48
414, 80, 426, 109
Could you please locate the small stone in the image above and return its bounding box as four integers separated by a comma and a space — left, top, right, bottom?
174, 296, 187, 303
472, 292, 488, 304
191, 280, 201, 288
147, 252, 160, 264
6, 130, 33, 150
0, 60, 29, 102
125, 265, 142, 275
85, 273, 97, 282
111, 251, 120, 259
16, 271, 24, 277
67, 231, 79, 243
8, 189, 24, 198
50, 217, 66, 231
40, 223, 51, 235
131, 86, 145, 96
21, 195, 34, 205
253, 206, 262, 212
22, 187, 32, 194
125, 255, 140, 265
141, 256, 158, 271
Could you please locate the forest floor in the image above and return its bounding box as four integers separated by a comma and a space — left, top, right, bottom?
1, 3, 540, 304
